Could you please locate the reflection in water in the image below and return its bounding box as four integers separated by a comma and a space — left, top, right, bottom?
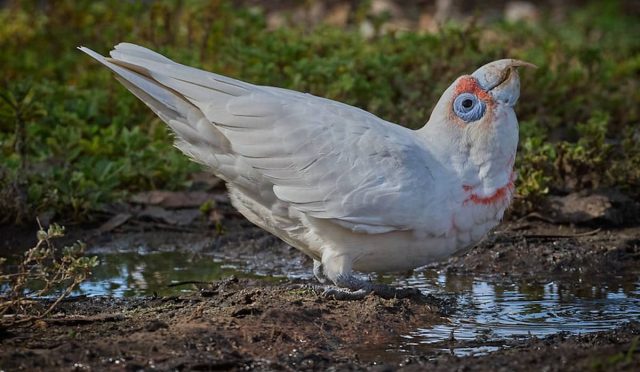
77, 251, 640, 357
77, 252, 268, 297
393, 270, 640, 354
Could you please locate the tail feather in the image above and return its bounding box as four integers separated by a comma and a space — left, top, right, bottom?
109, 43, 251, 97
79, 44, 276, 194
78, 46, 231, 154
109, 42, 174, 64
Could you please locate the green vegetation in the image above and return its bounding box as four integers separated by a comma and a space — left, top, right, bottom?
1, 0, 638, 222
0, 223, 97, 323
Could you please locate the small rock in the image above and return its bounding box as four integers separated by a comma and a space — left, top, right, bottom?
96, 213, 132, 234
359, 20, 375, 39
435, 0, 458, 24
288, 1, 326, 29
266, 12, 286, 30
505, 1, 539, 23
145, 319, 169, 332
231, 307, 262, 318
33, 320, 48, 329
543, 190, 632, 225
370, 0, 402, 18
138, 206, 201, 226
324, 3, 351, 27
418, 13, 438, 33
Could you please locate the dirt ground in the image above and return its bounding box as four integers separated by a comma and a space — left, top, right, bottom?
1, 216, 640, 371
0, 282, 638, 371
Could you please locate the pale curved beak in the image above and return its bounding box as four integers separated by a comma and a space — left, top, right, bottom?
472, 59, 537, 107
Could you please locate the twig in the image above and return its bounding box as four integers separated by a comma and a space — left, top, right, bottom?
38, 279, 82, 320
6, 279, 83, 326
167, 280, 210, 288
521, 228, 602, 240
42, 314, 125, 325
126, 219, 202, 233
1, 313, 125, 325
518, 212, 558, 224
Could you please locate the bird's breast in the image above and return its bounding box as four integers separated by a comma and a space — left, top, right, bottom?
449, 169, 514, 247
461, 170, 515, 206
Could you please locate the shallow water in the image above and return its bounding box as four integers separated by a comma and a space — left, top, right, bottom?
76, 249, 640, 357
393, 271, 640, 356
77, 252, 268, 297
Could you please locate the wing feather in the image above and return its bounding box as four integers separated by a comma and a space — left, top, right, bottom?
85, 43, 442, 234
214, 92, 439, 233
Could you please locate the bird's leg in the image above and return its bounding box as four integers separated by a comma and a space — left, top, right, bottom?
320, 275, 370, 300
313, 260, 329, 284
323, 274, 421, 300
316, 250, 422, 300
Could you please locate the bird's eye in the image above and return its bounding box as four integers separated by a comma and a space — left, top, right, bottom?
453, 93, 486, 122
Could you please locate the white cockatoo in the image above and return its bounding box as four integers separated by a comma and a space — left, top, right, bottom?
80, 43, 533, 299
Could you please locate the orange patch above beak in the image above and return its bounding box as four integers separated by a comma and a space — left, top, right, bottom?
454, 76, 493, 104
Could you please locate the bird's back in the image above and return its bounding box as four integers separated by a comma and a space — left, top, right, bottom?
80, 43, 447, 235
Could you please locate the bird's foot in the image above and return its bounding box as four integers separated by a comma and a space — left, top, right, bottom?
321, 286, 371, 300
319, 284, 421, 300
288, 282, 455, 314
287, 283, 373, 300
298, 275, 422, 301
333, 274, 422, 300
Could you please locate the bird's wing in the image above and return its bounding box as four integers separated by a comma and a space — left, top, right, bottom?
83, 43, 444, 234
213, 89, 441, 234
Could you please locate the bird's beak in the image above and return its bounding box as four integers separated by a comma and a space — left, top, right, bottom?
472, 59, 537, 107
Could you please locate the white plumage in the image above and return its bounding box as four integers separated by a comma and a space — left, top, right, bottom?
81, 43, 532, 298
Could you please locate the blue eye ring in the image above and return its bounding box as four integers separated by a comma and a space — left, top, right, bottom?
453, 93, 486, 122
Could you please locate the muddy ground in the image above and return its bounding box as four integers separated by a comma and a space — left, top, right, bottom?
1, 213, 640, 370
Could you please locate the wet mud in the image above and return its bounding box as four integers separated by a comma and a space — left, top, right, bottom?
1, 218, 639, 370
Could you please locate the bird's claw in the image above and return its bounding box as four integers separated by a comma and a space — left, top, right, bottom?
322, 287, 371, 300
316, 284, 422, 301
288, 283, 373, 300
287, 280, 423, 301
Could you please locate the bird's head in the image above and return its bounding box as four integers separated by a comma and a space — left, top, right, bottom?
420, 59, 536, 196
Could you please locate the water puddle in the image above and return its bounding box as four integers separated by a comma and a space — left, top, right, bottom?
392, 271, 640, 357
77, 252, 271, 297
75, 248, 639, 358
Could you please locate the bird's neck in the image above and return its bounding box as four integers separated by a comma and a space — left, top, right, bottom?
457, 152, 516, 202
417, 125, 516, 205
